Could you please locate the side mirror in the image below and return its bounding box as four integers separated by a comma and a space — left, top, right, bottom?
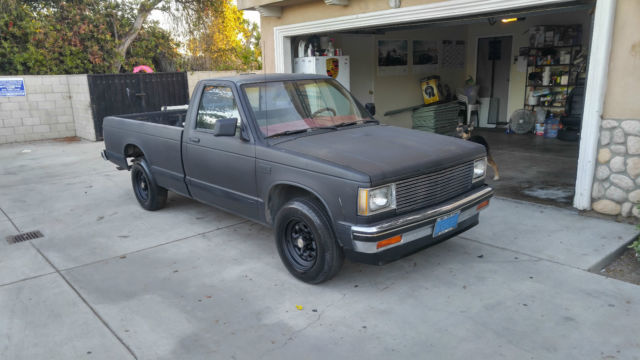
213, 117, 237, 137
365, 103, 376, 116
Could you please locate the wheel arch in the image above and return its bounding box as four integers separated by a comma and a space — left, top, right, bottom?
124, 143, 145, 160
266, 182, 335, 227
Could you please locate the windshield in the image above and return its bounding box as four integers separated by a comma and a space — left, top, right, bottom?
242, 79, 372, 138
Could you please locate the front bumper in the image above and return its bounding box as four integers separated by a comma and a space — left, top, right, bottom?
343, 186, 493, 265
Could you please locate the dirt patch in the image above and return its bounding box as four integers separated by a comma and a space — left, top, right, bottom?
601, 248, 640, 285
53, 136, 82, 143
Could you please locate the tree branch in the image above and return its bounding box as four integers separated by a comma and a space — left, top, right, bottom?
111, 0, 163, 72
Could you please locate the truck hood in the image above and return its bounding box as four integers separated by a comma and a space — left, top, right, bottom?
274, 125, 486, 185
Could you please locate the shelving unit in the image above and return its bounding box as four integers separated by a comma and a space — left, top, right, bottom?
523, 44, 586, 113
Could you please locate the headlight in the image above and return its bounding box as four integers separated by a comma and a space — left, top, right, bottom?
473, 157, 487, 181
358, 184, 396, 215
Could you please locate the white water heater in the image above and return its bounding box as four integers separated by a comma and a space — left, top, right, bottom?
293, 56, 350, 90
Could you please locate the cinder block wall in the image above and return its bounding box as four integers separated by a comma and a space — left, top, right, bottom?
0, 76, 79, 144
67, 75, 95, 141
0, 72, 236, 145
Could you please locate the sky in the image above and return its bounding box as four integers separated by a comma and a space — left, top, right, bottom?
244, 10, 260, 25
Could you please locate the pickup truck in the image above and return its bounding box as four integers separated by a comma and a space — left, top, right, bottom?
102, 73, 493, 284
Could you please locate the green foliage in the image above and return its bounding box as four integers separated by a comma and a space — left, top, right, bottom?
0, 2, 117, 74
185, 0, 261, 71
629, 239, 640, 262
0, 0, 182, 74
124, 22, 181, 72
1, 0, 260, 74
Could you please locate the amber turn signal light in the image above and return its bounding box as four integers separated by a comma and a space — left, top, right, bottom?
376, 235, 402, 249
477, 200, 490, 211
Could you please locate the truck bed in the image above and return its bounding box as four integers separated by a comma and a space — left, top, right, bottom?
116, 109, 188, 128
102, 109, 190, 197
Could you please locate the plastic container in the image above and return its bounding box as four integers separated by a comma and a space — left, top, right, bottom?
544, 113, 559, 138
535, 110, 546, 135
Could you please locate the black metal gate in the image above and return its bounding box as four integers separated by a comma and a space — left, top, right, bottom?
88, 72, 189, 140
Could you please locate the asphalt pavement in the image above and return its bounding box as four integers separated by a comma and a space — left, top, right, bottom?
1, 140, 639, 360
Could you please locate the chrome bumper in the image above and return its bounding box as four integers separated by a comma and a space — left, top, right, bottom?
349, 186, 493, 254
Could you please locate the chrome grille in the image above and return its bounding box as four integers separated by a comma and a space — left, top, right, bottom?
395, 162, 474, 213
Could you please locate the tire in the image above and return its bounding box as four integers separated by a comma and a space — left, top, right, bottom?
274, 198, 344, 284
130, 158, 168, 211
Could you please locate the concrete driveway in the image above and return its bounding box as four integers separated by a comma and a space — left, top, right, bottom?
1, 140, 639, 360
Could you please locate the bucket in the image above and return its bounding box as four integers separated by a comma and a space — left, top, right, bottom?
421, 76, 442, 105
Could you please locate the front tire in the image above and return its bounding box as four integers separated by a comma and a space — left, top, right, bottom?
274, 198, 344, 284
131, 158, 167, 211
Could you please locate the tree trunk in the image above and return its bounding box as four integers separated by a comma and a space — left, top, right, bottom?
111, 0, 162, 73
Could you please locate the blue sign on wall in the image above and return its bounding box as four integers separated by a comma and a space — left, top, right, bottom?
0, 78, 26, 97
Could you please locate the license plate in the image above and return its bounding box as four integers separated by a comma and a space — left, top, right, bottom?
433, 211, 460, 237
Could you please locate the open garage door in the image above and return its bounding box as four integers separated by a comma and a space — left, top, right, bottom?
279, 0, 607, 210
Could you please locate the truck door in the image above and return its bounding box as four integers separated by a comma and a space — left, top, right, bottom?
182, 82, 258, 219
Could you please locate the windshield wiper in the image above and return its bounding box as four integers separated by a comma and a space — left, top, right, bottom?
335, 121, 358, 128
335, 120, 379, 128
265, 126, 338, 139
265, 128, 309, 139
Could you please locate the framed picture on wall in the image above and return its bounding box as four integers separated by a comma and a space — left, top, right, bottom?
377, 40, 408, 76
412, 40, 438, 74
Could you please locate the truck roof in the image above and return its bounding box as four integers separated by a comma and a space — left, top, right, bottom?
204, 73, 331, 85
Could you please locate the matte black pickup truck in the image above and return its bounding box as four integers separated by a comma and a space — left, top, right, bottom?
102, 73, 493, 283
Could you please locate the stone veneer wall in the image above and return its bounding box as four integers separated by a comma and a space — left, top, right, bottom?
592, 119, 640, 217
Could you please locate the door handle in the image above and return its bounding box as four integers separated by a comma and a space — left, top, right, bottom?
189, 137, 200, 143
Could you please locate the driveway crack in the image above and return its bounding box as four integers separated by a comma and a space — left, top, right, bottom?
29, 242, 138, 359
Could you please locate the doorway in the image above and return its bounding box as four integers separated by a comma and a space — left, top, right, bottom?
476, 36, 512, 125
333, 34, 375, 105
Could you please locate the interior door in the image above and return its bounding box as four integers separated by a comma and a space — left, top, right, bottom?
339, 34, 375, 104
182, 82, 258, 219
476, 36, 512, 125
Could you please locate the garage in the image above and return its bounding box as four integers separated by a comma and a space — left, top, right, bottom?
239, 0, 626, 215
279, 2, 594, 208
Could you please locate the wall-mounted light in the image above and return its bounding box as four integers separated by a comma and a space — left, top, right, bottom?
501, 17, 526, 24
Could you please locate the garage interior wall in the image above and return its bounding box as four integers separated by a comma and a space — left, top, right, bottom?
321, 9, 592, 128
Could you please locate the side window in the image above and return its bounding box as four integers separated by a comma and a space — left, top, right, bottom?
196, 85, 240, 132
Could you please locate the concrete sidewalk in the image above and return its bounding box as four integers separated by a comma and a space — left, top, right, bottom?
1, 140, 639, 360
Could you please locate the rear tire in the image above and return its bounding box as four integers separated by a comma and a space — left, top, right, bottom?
274, 198, 344, 284
131, 158, 167, 211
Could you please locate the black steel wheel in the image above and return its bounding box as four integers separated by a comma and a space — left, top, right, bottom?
275, 198, 344, 284
283, 218, 318, 271
130, 158, 168, 211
